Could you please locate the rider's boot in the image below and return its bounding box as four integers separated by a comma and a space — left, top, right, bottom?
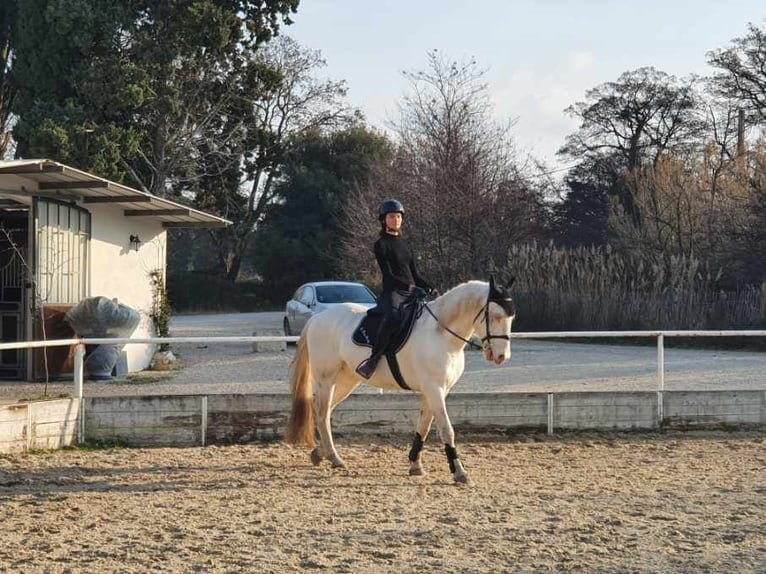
355, 316, 398, 379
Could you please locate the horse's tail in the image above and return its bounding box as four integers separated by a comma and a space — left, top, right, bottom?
285, 331, 315, 447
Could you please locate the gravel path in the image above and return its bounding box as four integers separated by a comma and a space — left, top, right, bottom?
1, 312, 765, 403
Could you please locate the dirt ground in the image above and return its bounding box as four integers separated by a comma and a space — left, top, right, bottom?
1, 429, 764, 573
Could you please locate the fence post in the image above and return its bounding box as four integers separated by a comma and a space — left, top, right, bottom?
547, 393, 554, 435
73, 343, 85, 399
657, 334, 664, 429
26, 403, 32, 451
73, 343, 85, 444
200, 396, 208, 447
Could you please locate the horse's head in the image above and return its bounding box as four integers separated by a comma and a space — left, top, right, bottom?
476, 274, 516, 364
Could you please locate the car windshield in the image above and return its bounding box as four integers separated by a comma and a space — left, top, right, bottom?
315, 284, 375, 304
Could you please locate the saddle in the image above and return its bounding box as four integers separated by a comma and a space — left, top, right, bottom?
352, 293, 425, 389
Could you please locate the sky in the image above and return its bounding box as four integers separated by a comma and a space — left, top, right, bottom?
286, 0, 766, 171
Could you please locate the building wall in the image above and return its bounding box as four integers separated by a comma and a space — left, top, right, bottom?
88, 203, 167, 372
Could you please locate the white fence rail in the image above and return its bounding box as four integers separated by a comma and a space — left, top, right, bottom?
2, 330, 766, 398
0, 331, 764, 452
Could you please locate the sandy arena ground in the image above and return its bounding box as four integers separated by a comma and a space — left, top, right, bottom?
1, 430, 764, 573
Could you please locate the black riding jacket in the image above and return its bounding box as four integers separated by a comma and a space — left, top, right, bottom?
374, 233, 432, 295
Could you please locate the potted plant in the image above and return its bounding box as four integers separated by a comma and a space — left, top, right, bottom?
148, 269, 176, 370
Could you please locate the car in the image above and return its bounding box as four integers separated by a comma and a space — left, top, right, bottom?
284, 281, 377, 337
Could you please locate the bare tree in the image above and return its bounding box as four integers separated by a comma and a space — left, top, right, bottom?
707, 21, 766, 124
560, 67, 705, 172
609, 153, 752, 269
243, 35, 357, 226
187, 36, 358, 280
343, 51, 546, 288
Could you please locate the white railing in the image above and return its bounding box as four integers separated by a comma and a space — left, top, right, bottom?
1, 331, 764, 445
0, 336, 299, 398
1, 330, 765, 398
512, 330, 766, 392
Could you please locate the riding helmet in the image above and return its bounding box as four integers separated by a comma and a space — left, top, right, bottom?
378, 199, 404, 220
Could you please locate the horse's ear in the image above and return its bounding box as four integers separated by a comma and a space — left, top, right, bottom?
506, 275, 516, 289
489, 274, 496, 292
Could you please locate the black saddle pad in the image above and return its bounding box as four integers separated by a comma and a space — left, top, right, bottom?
352, 299, 422, 354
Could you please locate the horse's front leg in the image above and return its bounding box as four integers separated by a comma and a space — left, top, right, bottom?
408, 398, 433, 476
422, 387, 473, 485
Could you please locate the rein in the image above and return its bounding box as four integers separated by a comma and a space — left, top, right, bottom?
423, 303, 483, 350
423, 294, 511, 351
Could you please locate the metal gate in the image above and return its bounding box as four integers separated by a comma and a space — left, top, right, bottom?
0, 220, 28, 379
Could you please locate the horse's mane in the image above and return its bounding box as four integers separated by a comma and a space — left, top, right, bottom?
432, 280, 487, 328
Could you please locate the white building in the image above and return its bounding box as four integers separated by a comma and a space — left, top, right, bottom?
0, 159, 230, 380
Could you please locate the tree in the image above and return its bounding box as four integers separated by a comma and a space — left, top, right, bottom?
707, 21, 766, 124
187, 35, 356, 280
11, 0, 130, 177
0, 1, 15, 158
557, 67, 705, 239
250, 125, 392, 298
10, 2, 356, 283
560, 67, 704, 172
343, 51, 547, 288
11, 0, 299, 188
714, 142, 766, 284
552, 169, 610, 248
603, 149, 755, 286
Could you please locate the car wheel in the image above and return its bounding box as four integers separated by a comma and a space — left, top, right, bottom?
283, 318, 295, 344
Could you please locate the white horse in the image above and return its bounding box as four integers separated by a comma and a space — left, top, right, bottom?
285, 276, 516, 485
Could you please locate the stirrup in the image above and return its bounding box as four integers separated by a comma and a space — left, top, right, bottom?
355, 359, 377, 380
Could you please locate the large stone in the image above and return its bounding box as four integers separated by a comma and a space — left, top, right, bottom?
252, 329, 286, 353
151, 350, 177, 371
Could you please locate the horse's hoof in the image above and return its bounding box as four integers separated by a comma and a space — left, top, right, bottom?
330, 458, 347, 470
310, 448, 323, 466
453, 474, 474, 486
409, 466, 425, 476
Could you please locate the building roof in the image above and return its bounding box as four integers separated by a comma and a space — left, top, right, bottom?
0, 159, 231, 228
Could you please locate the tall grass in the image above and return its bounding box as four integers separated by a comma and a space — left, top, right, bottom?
504, 242, 766, 332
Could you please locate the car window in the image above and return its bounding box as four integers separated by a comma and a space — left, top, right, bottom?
302, 287, 315, 305
292, 287, 304, 302
315, 284, 376, 304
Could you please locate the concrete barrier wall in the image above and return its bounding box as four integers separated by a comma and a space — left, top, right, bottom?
85, 396, 203, 446
0, 399, 79, 454
207, 394, 290, 443
2, 391, 764, 453
553, 392, 658, 430
333, 393, 549, 434
0, 403, 27, 452
78, 390, 763, 447
664, 390, 766, 428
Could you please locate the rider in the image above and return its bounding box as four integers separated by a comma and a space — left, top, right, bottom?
355, 199, 435, 380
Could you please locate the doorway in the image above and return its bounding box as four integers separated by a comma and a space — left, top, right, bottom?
31, 198, 91, 381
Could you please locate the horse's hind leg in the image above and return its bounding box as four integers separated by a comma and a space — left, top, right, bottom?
314, 371, 359, 470
311, 380, 339, 467
408, 398, 433, 476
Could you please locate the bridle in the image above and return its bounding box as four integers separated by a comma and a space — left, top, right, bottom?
423, 293, 514, 352
475, 299, 513, 346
